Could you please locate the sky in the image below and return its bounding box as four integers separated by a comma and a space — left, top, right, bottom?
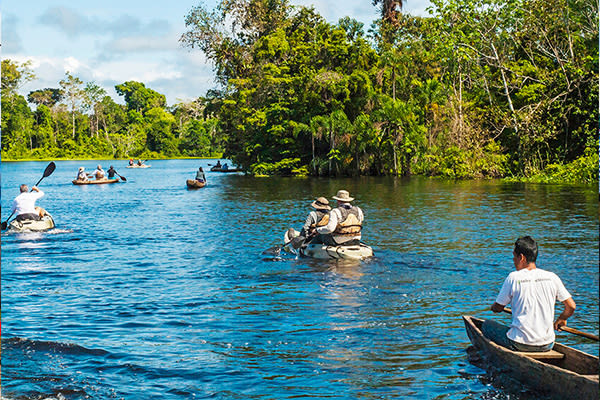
2, 0, 432, 107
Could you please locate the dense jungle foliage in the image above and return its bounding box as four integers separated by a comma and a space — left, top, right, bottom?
2, 0, 598, 183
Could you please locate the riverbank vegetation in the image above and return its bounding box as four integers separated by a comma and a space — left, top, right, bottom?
2, 0, 597, 183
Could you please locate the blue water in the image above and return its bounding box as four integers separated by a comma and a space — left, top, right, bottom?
1, 159, 598, 399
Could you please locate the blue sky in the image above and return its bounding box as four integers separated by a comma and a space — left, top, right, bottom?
2, 1, 432, 106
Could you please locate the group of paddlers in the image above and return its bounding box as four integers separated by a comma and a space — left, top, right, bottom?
296, 189, 364, 247
75, 165, 118, 182
128, 159, 145, 166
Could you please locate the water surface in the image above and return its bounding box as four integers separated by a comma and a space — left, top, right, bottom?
2, 159, 598, 399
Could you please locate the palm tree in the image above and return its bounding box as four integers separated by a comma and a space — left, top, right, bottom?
372, 0, 403, 25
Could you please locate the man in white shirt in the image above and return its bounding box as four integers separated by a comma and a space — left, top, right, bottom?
90, 165, 106, 180
483, 236, 576, 352
11, 185, 45, 221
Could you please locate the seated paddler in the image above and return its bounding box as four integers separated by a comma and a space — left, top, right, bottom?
314, 189, 364, 246
482, 236, 576, 352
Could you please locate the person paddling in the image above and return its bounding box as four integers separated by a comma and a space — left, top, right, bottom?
107, 166, 117, 179
90, 165, 106, 180
75, 167, 88, 182
299, 197, 331, 243
482, 236, 576, 352
314, 190, 364, 246
11, 184, 45, 222
195, 167, 206, 183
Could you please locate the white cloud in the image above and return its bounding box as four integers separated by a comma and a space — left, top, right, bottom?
37, 6, 171, 37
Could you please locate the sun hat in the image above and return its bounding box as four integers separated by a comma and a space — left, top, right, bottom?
332, 190, 354, 202
79, 167, 84, 171
311, 197, 331, 210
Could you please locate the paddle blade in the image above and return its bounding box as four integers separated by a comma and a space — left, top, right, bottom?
262, 246, 282, 256
44, 162, 56, 177
119, 175, 127, 182
1, 221, 7, 230
290, 236, 306, 249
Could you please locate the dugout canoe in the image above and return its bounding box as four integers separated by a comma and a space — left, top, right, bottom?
186, 179, 206, 189
283, 228, 374, 261
210, 166, 241, 172
462, 315, 598, 400
72, 178, 119, 185
126, 164, 150, 168
8, 213, 55, 232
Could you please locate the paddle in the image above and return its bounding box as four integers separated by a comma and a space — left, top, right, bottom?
502, 307, 599, 341
1, 162, 56, 230
262, 235, 307, 256
113, 170, 127, 182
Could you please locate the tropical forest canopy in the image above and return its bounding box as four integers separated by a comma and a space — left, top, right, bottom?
2, 0, 598, 183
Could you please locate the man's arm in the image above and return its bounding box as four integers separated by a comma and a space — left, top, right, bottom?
554, 297, 576, 330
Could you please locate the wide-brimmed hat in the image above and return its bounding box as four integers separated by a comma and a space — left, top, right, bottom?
311, 197, 331, 210
79, 167, 85, 171
332, 190, 354, 202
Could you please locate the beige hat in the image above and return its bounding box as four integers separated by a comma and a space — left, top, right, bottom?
311, 197, 331, 210
332, 189, 354, 202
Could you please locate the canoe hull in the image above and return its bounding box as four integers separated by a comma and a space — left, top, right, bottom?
283, 228, 373, 260
210, 167, 241, 172
300, 243, 374, 260
186, 179, 206, 189
463, 315, 598, 400
9, 214, 55, 232
126, 165, 150, 168
72, 178, 119, 185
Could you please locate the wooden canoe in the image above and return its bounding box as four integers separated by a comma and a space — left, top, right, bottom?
463, 315, 598, 400
209, 166, 241, 172
186, 179, 206, 189
72, 178, 119, 185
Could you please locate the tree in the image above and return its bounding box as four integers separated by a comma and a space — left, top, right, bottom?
115, 81, 166, 113
27, 88, 63, 108
83, 82, 107, 137
1, 59, 35, 97
59, 72, 85, 140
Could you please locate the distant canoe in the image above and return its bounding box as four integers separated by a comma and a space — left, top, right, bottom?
186, 179, 206, 189
126, 164, 150, 168
210, 166, 241, 172
72, 178, 119, 185
463, 315, 599, 400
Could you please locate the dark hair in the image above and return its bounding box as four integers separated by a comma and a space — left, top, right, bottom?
20, 184, 28, 193
514, 236, 538, 263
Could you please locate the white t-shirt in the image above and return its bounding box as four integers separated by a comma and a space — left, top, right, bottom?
11, 190, 44, 215
495, 268, 571, 345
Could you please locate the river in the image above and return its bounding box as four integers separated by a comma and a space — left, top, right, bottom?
1, 159, 598, 399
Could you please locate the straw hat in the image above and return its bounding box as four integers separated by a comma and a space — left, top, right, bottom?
332, 190, 354, 202
78, 167, 85, 171
311, 197, 331, 210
